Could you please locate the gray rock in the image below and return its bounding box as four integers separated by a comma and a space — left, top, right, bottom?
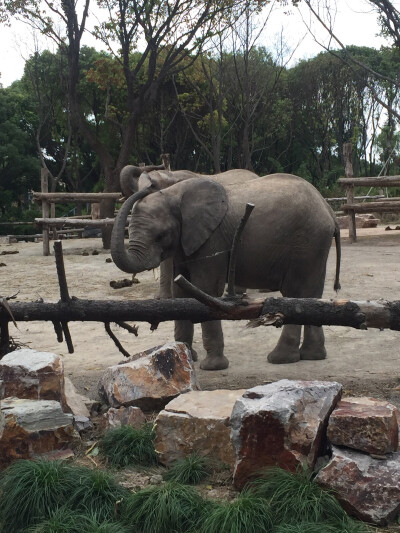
316, 446, 400, 525
0, 397, 75, 468
98, 342, 200, 411
231, 379, 342, 489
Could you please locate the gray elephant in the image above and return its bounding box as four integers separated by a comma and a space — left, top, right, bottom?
119, 165, 257, 298
111, 173, 341, 370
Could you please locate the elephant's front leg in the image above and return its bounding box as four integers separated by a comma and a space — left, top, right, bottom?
200, 320, 229, 370
267, 324, 302, 364
300, 325, 326, 360
174, 320, 198, 361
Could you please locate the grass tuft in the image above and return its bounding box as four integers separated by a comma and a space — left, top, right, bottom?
67, 468, 129, 522
198, 490, 274, 533
250, 467, 347, 525
0, 459, 76, 532
121, 481, 205, 533
164, 453, 210, 485
24, 509, 130, 533
100, 423, 158, 468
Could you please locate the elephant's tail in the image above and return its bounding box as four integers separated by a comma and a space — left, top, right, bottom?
333, 222, 341, 292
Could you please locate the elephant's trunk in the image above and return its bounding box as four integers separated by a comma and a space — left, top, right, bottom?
120, 164, 165, 197
111, 187, 154, 273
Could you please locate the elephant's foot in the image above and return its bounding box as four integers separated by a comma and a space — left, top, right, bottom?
267, 347, 300, 364
300, 345, 327, 360
200, 355, 229, 370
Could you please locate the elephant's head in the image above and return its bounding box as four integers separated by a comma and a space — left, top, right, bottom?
120, 164, 166, 197
111, 178, 228, 274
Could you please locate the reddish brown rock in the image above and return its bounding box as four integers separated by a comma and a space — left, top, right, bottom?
100, 406, 146, 432
155, 389, 246, 467
0, 349, 66, 409
231, 379, 342, 489
64, 377, 91, 418
98, 342, 200, 411
316, 446, 400, 525
0, 397, 76, 468
328, 397, 400, 455
337, 214, 379, 229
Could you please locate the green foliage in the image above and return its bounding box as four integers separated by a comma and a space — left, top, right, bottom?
198, 490, 274, 533
67, 467, 129, 522
0, 460, 76, 532
99, 423, 158, 468
23, 508, 130, 533
273, 520, 371, 533
121, 481, 205, 533
164, 453, 210, 485
249, 467, 349, 525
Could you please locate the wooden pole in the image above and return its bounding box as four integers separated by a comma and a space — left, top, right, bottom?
343, 142, 357, 243
41, 168, 50, 256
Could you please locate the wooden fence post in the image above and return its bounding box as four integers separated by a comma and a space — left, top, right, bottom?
343, 142, 357, 242
41, 168, 50, 256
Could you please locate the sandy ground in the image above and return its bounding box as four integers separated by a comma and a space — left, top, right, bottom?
2, 226, 400, 405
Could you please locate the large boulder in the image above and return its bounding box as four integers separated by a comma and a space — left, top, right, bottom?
0, 349, 66, 409
316, 446, 400, 525
155, 389, 246, 467
0, 397, 75, 468
231, 379, 342, 489
327, 397, 400, 455
98, 342, 200, 411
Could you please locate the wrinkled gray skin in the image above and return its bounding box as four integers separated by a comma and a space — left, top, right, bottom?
111, 174, 341, 370
119, 165, 257, 299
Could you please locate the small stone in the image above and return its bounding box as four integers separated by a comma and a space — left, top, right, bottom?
327, 397, 400, 455
73, 415, 93, 432
155, 389, 246, 467
99, 342, 200, 411
92, 250, 99, 255
0, 398, 75, 468
0, 349, 67, 409
105, 258, 113, 263
99, 406, 146, 432
231, 379, 342, 489
316, 446, 400, 525
64, 377, 91, 417
149, 474, 163, 485
82, 251, 89, 256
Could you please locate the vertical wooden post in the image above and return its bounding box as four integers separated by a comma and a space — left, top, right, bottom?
41, 168, 50, 255
343, 142, 357, 242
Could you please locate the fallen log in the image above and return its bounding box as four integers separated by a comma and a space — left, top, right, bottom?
1, 296, 400, 331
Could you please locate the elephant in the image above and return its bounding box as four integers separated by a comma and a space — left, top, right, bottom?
119, 164, 258, 298
111, 173, 341, 370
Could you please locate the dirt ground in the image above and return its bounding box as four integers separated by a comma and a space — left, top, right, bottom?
2, 225, 400, 406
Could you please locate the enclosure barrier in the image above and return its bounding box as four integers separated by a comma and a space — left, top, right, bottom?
338, 175, 400, 242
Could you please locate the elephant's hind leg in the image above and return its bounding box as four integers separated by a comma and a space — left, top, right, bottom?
300, 325, 326, 360
267, 324, 301, 364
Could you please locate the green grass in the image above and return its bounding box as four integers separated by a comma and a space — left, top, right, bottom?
67, 468, 129, 522
121, 481, 205, 533
23, 509, 130, 533
250, 467, 347, 525
99, 424, 158, 468
0, 460, 76, 532
198, 490, 274, 533
273, 520, 371, 533
164, 453, 210, 485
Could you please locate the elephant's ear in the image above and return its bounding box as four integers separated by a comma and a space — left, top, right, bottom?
138, 172, 153, 190
180, 179, 228, 257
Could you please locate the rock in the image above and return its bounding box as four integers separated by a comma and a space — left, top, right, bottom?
231, 379, 342, 489
73, 415, 93, 433
98, 342, 200, 410
316, 446, 400, 525
64, 377, 91, 417
0, 397, 76, 468
337, 214, 379, 229
0, 349, 67, 409
327, 397, 400, 455
155, 389, 246, 467
99, 406, 146, 432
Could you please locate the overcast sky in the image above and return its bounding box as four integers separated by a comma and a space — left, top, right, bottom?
0, 0, 389, 88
